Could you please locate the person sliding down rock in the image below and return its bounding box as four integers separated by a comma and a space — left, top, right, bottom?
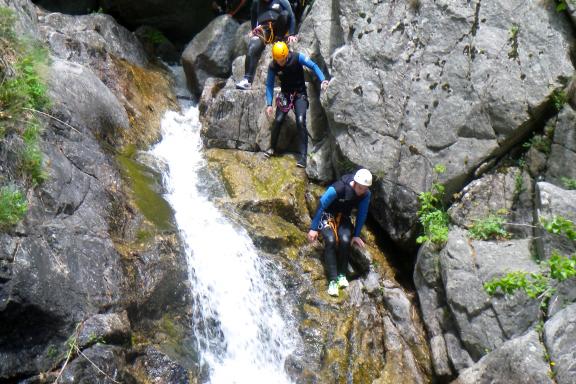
235, 0, 297, 90
307, 169, 372, 297
263, 41, 328, 168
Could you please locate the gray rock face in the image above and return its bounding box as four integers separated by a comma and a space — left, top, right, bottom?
448, 167, 533, 237
535, 182, 576, 259
182, 15, 240, 96
415, 229, 541, 375
452, 331, 554, 384
39, 11, 149, 67
546, 106, 576, 187
0, 58, 129, 378
0, 0, 39, 38
77, 311, 131, 348
47, 59, 130, 142
544, 303, 576, 384
297, 0, 574, 247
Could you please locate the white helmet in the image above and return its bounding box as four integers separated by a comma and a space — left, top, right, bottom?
354, 168, 372, 187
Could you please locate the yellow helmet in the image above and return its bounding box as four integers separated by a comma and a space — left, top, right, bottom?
272, 41, 289, 61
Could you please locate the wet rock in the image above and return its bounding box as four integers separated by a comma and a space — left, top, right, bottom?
58, 344, 135, 383
77, 311, 131, 348
130, 346, 192, 384
135, 25, 180, 65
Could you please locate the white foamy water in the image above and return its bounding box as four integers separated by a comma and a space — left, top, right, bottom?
150, 104, 297, 384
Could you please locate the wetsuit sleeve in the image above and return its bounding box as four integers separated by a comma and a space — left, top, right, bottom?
310, 187, 337, 231
266, 67, 275, 106
353, 190, 371, 237
298, 53, 326, 82
278, 0, 296, 35
251, 0, 258, 29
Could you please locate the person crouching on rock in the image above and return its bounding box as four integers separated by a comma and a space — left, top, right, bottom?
307, 169, 372, 297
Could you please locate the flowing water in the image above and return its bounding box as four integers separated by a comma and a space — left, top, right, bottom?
149, 87, 298, 383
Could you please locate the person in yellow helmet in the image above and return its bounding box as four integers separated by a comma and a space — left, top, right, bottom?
264, 41, 328, 168
235, 0, 297, 90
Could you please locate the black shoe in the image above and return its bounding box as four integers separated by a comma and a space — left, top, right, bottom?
296, 157, 306, 168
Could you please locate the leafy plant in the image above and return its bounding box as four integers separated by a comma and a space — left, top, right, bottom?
522, 134, 551, 154
551, 89, 567, 111
417, 164, 449, 245
143, 29, 168, 45
0, 185, 28, 228
541, 215, 576, 241
561, 177, 576, 190
484, 217, 576, 313
468, 214, 511, 240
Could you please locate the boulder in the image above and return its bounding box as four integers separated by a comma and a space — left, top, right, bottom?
452, 331, 553, 384
181, 15, 239, 96
544, 303, 576, 384
535, 182, 576, 259
0, 0, 39, 38
546, 106, 576, 186
33, 0, 99, 15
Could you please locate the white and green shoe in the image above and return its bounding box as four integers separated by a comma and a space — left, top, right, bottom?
327, 280, 339, 296
337, 274, 349, 288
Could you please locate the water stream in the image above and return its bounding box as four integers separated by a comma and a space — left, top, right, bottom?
149, 83, 298, 383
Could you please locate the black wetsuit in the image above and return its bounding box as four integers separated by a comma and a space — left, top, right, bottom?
310, 174, 372, 282
243, 0, 295, 83
265, 51, 325, 164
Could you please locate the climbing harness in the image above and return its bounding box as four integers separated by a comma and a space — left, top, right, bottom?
252, 21, 275, 44
275, 91, 297, 112
319, 213, 342, 244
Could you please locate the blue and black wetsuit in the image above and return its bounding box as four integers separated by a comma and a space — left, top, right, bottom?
310, 173, 371, 282
243, 0, 296, 83
266, 52, 325, 165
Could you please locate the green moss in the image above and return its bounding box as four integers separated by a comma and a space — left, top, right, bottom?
116, 150, 174, 231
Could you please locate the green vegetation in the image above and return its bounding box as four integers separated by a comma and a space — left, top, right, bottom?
508, 24, 519, 59
541, 215, 576, 240
484, 216, 576, 312
143, 29, 168, 45
416, 164, 449, 246
0, 186, 28, 228
561, 177, 576, 190
468, 214, 511, 240
551, 89, 567, 111
0, 6, 50, 228
522, 134, 552, 154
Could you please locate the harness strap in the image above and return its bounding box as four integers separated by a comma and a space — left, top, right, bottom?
252, 21, 275, 44
275, 91, 297, 112
321, 212, 342, 245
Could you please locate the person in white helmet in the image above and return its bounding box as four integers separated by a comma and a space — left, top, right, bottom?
307, 169, 372, 297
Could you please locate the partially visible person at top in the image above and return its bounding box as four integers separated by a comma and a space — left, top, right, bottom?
211, 0, 251, 21
307, 169, 373, 297
263, 41, 328, 168
235, 0, 297, 90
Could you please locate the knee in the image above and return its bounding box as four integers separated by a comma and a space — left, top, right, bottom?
339, 233, 351, 246
247, 38, 262, 54
296, 115, 306, 128
324, 234, 337, 249
274, 115, 285, 125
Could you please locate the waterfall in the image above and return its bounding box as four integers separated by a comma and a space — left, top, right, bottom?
150, 95, 298, 383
